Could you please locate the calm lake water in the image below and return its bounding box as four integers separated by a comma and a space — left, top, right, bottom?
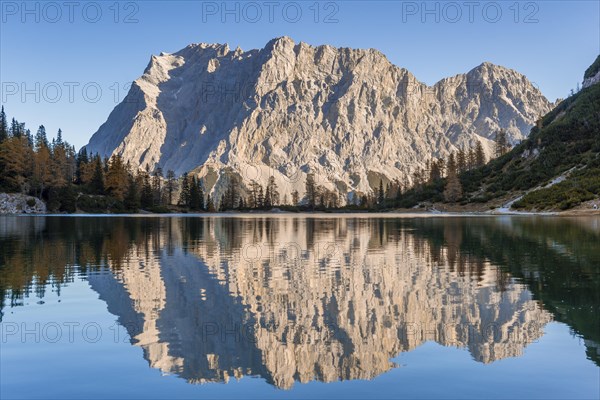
1, 215, 599, 399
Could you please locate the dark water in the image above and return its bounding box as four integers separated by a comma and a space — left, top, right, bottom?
1, 215, 599, 399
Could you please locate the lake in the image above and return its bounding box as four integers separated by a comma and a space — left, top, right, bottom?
1, 215, 599, 399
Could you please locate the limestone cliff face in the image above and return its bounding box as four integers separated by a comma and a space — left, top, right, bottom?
85, 37, 552, 202
89, 217, 552, 389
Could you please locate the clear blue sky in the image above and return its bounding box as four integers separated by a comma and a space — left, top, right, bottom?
1, 0, 598, 149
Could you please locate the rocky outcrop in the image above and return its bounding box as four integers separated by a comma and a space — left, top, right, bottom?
583, 70, 600, 89
86, 37, 553, 203
0, 193, 46, 214
583, 55, 600, 89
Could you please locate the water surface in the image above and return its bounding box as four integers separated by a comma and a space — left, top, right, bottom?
1, 215, 599, 399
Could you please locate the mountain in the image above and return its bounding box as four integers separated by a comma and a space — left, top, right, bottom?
86, 37, 552, 202
449, 55, 600, 211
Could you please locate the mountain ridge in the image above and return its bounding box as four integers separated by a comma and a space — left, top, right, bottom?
86, 37, 553, 203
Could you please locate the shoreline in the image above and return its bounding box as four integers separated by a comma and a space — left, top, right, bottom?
3, 209, 600, 217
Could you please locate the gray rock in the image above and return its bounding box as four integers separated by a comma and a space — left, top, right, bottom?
86, 37, 553, 203
0, 193, 47, 214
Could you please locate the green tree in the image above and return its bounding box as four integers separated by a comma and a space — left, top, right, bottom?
0, 106, 8, 143
152, 167, 163, 206
475, 141, 486, 167
443, 153, 462, 202
494, 129, 509, 158
166, 170, 176, 205
124, 174, 140, 211
305, 173, 317, 208
457, 148, 467, 173
90, 156, 105, 195
377, 179, 385, 206
140, 169, 153, 209
59, 184, 78, 213
189, 177, 203, 211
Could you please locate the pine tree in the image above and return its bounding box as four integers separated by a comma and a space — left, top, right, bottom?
257, 185, 264, 209
264, 183, 271, 208
105, 155, 129, 201
494, 129, 509, 158
50, 135, 68, 188
35, 125, 49, 150
76, 148, 89, 184
152, 167, 163, 206
305, 173, 317, 208
10, 118, 21, 138
140, 170, 153, 209
124, 174, 140, 211
266, 176, 279, 207
59, 184, 77, 213
178, 172, 191, 207
475, 141, 486, 167
0, 106, 8, 143
32, 139, 52, 197
457, 148, 467, 173
56, 129, 63, 146
467, 148, 476, 170
446, 152, 457, 177
377, 179, 385, 206
90, 156, 105, 195
166, 170, 176, 205
429, 159, 442, 183
189, 177, 202, 211
443, 152, 462, 202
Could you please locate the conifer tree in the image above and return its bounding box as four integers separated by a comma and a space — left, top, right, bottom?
105, 155, 129, 201
305, 173, 317, 208
0, 136, 30, 192
178, 172, 191, 207
140, 170, 153, 209
189, 177, 202, 211
90, 156, 105, 195
475, 141, 486, 167
0, 106, 8, 143
124, 174, 141, 211
443, 152, 463, 202
494, 129, 510, 158
152, 167, 163, 206
166, 170, 176, 205
457, 148, 467, 173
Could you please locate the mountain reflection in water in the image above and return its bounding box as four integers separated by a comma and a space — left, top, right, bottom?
1, 215, 598, 389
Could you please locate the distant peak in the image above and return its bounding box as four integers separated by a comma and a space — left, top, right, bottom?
267, 36, 295, 46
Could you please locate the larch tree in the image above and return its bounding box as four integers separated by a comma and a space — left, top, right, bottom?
105, 155, 129, 201
443, 152, 463, 202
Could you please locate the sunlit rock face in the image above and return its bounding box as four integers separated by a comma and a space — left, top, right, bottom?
89, 217, 552, 389
85, 37, 552, 202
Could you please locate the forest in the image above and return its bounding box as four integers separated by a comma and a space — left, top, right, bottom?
0, 104, 506, 213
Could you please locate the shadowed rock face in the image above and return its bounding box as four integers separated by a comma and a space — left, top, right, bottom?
85, 37, 552, 201
88, 217, 552, 389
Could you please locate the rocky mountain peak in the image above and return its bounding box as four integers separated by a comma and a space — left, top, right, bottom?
86, 37, 553, 204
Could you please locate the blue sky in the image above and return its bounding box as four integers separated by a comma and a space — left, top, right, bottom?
1, 0, 599, 149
